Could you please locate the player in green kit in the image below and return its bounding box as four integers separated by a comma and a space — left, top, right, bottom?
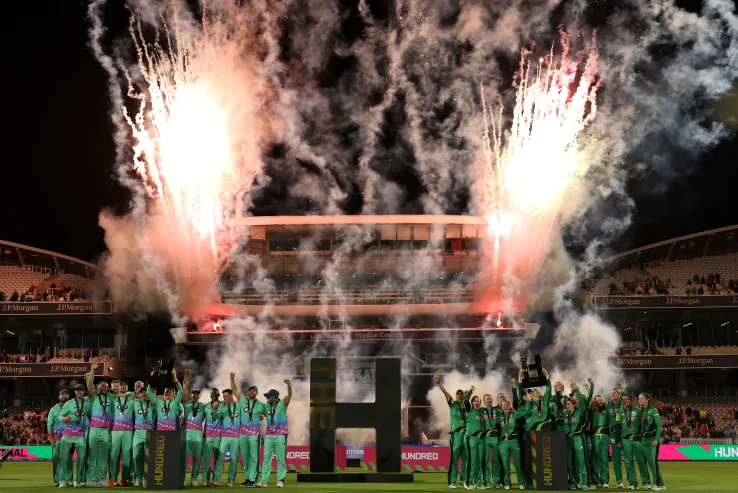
481, 393, 502, 489
203, 388, 223, 486
256, 379, 292, 488
109, 380, 135, 486
551, 381, 568, 432
604, 380, 627, 488
565, 381, 590, 490
434, 372, 470, 489
85, 368, 113, 487
615, 394, 648, 489
182, 369, 206, 487
132, 386, 156, 487
495, 396, 528, 489
231, 372, 267, 487
214, 388, 242, 487
58, 384, 92, 488
578, 378, 595, 489
524, 370, 551, 432
589, 395, 610, 488
638, 393, 665, 490
47, 389, 69, 486
464, 387, 490, 489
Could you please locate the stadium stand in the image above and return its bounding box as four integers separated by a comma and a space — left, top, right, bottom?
0, 407, 51, 446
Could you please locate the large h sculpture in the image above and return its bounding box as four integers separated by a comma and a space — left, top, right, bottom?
298, 357, 413, 483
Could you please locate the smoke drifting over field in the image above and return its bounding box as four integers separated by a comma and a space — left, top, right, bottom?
88, 0, 737, 441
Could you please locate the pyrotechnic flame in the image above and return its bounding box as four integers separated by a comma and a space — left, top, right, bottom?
477, 30, 602, 311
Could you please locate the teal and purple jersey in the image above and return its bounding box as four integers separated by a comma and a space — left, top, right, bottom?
204, 401, 223, 438
265, 399, 288, 435
60, 397, 92, 438
184, 401, 206, 434
239, 396, 266, 436
89, 392, 114, 429
47, 403, 65, 441
146, 384, 183, 431
111, 394, 135, 432
218, 401, 242, 438
134, 399, 156, 431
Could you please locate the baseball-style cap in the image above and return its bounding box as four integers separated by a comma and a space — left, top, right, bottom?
192, 389, 201, 395
59, 389, 69, 396
263, 389, 279, 399
456, 389, 464, 395
74, 384, 86, 391
248, 385, 258, 393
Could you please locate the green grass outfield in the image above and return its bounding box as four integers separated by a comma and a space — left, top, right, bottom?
0, 462, 735, 492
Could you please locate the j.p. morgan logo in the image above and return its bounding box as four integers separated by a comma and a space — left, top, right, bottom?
676, 357, 714, 366
0, 303, 39, 313
603, 298, 641, 306
617, 358, 651, 367
665, 297, 701, 306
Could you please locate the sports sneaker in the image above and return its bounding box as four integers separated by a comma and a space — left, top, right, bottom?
59, 482, 69, 488
519, 486, 526, 490
627, 487, 635, 490
212, 483, 221, 487
504, 487, 510, 491
255, 484, 267, 489
604, 485, 610, 489
651, 487, 660, 491
241, 480, 250, 487
228, 483, 234, 487
643, 487, 651, 490
617, 483, 624, 489
73, 483, 81, 488
109, 480, 116, 487
276, 482, 284, 488
86, 482, 94, 488
449, 486, 457, 489
192, 480, 199, 487
133, 480, 140, 487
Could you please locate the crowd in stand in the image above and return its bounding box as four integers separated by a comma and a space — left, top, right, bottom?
659, 403, 738, 443
0, 283, 87, 302
0, 407, 51, 446
0, 349, 110, 363
609, 276, 673, 296
608, 272, 738, 296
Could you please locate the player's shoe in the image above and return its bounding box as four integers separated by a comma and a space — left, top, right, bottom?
617, 483, 624, 489
59, 482, 69, 488
604, 485, 610, 489
276, 482, 284, 488
519, 485, 526, 490
255, 484, 267, 488
73, 482, 82, 488
449, 486, 457, 489
109, 480, 116, 487
191, 480, 199, 487
228, 483, 234, 487
651, 487, 660, 491
241, 480, 250, 486
504, 487, 510, 491
212, 483, 221, 487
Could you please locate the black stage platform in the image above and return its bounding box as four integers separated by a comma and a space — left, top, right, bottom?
296, 473, 415, 483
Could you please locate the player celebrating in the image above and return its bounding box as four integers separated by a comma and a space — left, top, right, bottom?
146, 368, 183, 430
58, 384, 92, 488
495, 396, 527, 489
524, 370, 551, 432
256, 379, 292, 488
481, 393, 502, 489
615, 394, 648, 490
589, 395, 610, 488
182, 369, 206, 487
464, 387, 488, 490
203, 388, 223, 486
214, 388, 242, 487
434, 371, 470, 489
638, 393, 665, 490
605, 381, 627, 488
231, 372, 267, 487
47, 389, 69, 486
132, 384, 156, 487
85, 367, 113, 487
109, 380, 135, 487
565, 381, 589, 490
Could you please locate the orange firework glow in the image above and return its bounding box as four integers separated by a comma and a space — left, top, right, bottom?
476, 30, 602, 313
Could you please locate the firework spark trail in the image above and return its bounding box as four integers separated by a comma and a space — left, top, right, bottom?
477, 31, 602, 310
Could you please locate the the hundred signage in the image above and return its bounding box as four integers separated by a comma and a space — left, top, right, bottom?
610, 355, 738, 370
0, 363, 105, 378
594, 295, 738, 309
0, 301, 113, 315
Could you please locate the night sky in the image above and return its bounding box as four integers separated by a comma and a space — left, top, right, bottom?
5, 1, 737, 263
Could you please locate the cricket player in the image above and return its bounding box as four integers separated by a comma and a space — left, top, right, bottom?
256, 379, 292, 488
109, 380, 135, 486
615, 394, 649, 489
481, 393, 502, 489
495, 397, 528, 489
214, 388, 242, 487
638, 393, 665, 490
434, 372, 470, 489
132, 386, 156, 486
565, 382, 590, 490
605, 380, 627, 488
464, 388, 488, 489
231, 372, 267, 487
47, 389, 69, 486
146, 368, 183, 430
589, 395, 610, 488
86, 367, 113, 487
182, 369, 206, 487
58, 384, 92, 488
203, 388, 223, 486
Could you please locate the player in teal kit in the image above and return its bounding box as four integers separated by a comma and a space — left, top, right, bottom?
256, 379, 292, 488
214, 388, 242, 487
146, 368, 183, 430
182, 369, 206, 487
58, 384, 92, 488
109, 380, 135, 486
231, 372, 267, 487
47, 389, 69, 486
203, 389, 223, 486
85, 368, 113, 487
132, 386, 156, 487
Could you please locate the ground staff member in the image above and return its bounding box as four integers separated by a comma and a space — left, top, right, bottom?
435, 372, 470, 489
639, 393, 665, 490
48, 389, 70, 486
132, 387, 156, 487
589, 395, 610, 488
495, 398, 528, 489
615, 394, 648, 489
109, 380, 135, 486
564, 381, 590, 490
231, 373, 267, 487
58, 384, 92, 488
464, 387, 488, 489
256, 379, 292, 488
482, 394, 502, 489
203, 388, 223, 486
182, 369, 205, 487
85, 368, 113, 487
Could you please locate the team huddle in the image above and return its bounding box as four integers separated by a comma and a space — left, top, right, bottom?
435, 370, 666, 490
47, 363, 292, 488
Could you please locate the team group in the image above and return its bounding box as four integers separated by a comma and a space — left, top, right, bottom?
435, 370, 666, 490
47, 363, 292, 488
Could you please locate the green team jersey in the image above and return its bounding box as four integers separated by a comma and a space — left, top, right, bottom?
495, 410, 526, 438
563, 389, 587, 436
605, 393, 624, 429
183, 401, 206, 439
524, 381, 552, 430
640, 405, 662, 441
447, 396, 470, 433
591, 406, 609, 434
616, 406, 641, 441
465, 407, 488, 436
47, 403, 65, 441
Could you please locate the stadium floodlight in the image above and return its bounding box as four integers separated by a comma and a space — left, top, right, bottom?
683, 323, 692, 327
5, 330, 14, 335
721, 322, 729, 326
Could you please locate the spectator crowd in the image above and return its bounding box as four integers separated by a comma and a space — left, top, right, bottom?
0, 282, 87, 303
659, 403, 738, 443
0, 407, 51, 446
608, 272, 738, 296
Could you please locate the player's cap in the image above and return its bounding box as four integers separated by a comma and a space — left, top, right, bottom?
264, 389, 279, 399
192, 389, 201, 395
248, 385, 258, 392
74, 384, 86, 391
59, 389, 69, 396
455, 389, 464, 395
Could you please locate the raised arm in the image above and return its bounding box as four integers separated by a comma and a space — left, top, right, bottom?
434, 372, 452, 403
86, 364, 97, 398
230, 372, 242, 401
173, 370, 183, 406
464, 386, 475, 410
542, 369, 551, 405
284, 379, 292, 406
585, 378, 594, 406
511, 377, 520, 407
